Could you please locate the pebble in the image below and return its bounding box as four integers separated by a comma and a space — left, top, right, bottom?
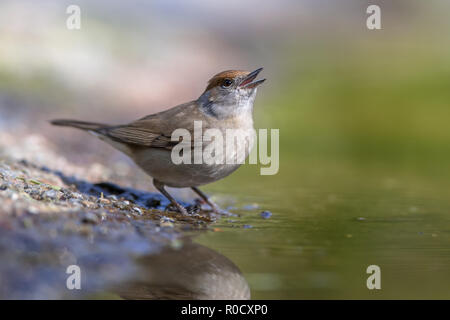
43, 189, 59, 200
260, 211, 272, 219
243, 224, 253, 229
160, 216, 175, 228
82, 200, 95, 208
68, 198, 81, 206
81, 212, 99, 224
160, 216, 175, 223
99, 198, 110, 204
160, 220, 174, 228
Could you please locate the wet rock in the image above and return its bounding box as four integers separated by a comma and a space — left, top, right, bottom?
160, 216, 175, 228
43, 189, 59, 200
81, 200, 95, 208
81, 212, 100, 224
68, 198, 82, 206
0, 148, 239, 298
260, 211, 272, 219
107, 195, 118, 201
72, 192, 83, 199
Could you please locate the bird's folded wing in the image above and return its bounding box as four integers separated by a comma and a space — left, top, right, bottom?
98, 101, 202, 150
100, 126, 177, 150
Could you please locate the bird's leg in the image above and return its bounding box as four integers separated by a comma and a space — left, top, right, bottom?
153, 179, 188, 215
191, 186, 220, 213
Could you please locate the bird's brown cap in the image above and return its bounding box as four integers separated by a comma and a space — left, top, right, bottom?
204, 70, 251, 92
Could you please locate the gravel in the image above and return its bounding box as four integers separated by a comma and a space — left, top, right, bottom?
0, 152, 215, 299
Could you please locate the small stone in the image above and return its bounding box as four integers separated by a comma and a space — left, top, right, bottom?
114, 202, 126, 210
43, 189, 59, 200
99, 197, 110, 204
260, 211, 272, 219
82, 200, 95, 208
68, 198, 81, 206
132, 207, 143, 215
160, 221, 173, 228
160, 216, 175, 223
72, 192, 83, 199
160, 217, 174, 228
81, 212, 99, 224
243, 224, 253, 229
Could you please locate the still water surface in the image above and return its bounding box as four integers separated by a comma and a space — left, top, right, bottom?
196, 158, 450, 299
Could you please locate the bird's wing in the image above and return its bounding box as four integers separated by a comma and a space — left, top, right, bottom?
100, 126, 176, 149
98, 101, 203, 150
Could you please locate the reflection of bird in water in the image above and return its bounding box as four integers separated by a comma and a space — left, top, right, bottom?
116, 240, 250, 300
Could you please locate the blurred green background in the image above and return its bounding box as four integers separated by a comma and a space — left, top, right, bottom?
0, 0, 449, 299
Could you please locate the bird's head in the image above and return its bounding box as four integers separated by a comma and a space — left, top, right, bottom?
198, 68, 265, 119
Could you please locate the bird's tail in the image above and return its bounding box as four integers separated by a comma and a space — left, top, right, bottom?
50, 119, 108, 131
50, 119, 132, 155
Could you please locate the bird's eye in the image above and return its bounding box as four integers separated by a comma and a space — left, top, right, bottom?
221, 78, 233, 88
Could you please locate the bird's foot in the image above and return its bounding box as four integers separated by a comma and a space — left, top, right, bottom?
186, 203, 201, 215
166, 203, 189, 216
194, 198, 221, 214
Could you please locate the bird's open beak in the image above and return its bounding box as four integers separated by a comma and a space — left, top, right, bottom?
239, 67, 266, 89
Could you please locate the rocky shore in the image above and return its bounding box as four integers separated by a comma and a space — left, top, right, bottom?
0, 134, 219, 299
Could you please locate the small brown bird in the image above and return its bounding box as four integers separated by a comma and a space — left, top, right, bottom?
51, 68, 265, 215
